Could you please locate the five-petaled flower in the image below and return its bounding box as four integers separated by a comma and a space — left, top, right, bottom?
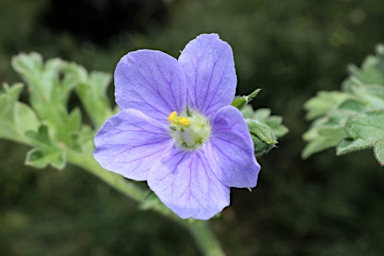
94, 34, 261, 220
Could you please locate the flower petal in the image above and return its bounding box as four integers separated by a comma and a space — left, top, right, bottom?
148, 148, 230, 220
204, 106, 260, 188
94, 109, 173, 181
114, 50, 187, 124
178, 34, 237, 117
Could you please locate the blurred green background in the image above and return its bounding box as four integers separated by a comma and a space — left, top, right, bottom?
1, 0, 384, 255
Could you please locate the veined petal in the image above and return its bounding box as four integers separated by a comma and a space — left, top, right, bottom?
115, 50, 187, 124
204, 106, 260, 188
178, 34, 236, 117
148, 148, 230, 220
94, 109, 173, 181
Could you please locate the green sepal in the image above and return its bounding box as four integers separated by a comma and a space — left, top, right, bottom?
247, 119, 277, 156
231, 89, 261, 110
240, 104, 288, 155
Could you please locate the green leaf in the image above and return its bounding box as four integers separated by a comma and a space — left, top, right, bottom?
346, 45, 384, 85
12, 53, 64, 109
0, 83, 40, 142
241, 105, 254, 119
25, 148, 66, 170
62, 62, 114, 129
373, 140, 384, 166
24, 125, 66, 170
338, 99, 367, 112
11, 52, 43, 84
334, 110, 384, 160
252, 108, 271, 122
14, 102, 40, 135
66, 107, 82, 133
265, 116, 289, 138
337, 138, 372, 155
0, 83, 23, 120
0, 84, 23, 140
303, 45, 384, 165
343, 110, 384, 141
241, 105, 289, 139
302, 126, 347, 159
25, 125, 52, 148
350, 85, 384, 110
304, 91, 351, 120
10, 53, 103, 151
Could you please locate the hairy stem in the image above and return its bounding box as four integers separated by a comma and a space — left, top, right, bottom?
183, 221, 225, 256
67, 150, 225, 256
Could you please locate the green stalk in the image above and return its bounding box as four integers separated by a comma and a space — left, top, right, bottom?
183, 221, 226, 256
5, 133, 225, 255
5, 128, 225, 255
66, 151, 225, 256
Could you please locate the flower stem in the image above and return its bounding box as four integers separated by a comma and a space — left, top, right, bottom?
67, 151, 146, 202
66, 151, 225, 256
182, 221, 225, 256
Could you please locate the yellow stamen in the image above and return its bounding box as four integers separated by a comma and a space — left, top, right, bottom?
168, 111, 191, 129
168, 111, 177, 123
180, 118, 190, 126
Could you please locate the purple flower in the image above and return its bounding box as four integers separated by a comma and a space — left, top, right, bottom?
94, 34, 261, 220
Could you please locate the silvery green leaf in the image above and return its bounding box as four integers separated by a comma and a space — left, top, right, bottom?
302, 126, 347, 159
304, 91, 351, 120
374, 140, 384, 166
25, 125, 66, 170
303, 45, 384, 166
0, 83, 39, 142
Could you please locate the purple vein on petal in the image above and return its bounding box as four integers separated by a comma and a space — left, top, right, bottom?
204, 65, 228, 116
156, 62, 179, 110
136, 61, 174, 112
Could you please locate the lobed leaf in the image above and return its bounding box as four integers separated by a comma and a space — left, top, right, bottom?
374, 140, 384, 166
2, 52, 114, 170
25, 125, 67, 170
0, 83, 40, 142
302, 126, 347, 159
303, 45, 384, 166
304, 91, 351, 120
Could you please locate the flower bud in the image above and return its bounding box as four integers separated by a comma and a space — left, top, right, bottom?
246, 119, 277, 155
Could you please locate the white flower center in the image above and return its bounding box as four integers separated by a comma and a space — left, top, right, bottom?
168, 108, 211, 151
